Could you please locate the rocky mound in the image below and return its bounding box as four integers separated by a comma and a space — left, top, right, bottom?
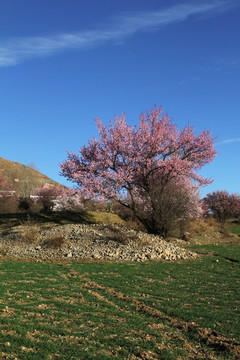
0, 223, 198, 262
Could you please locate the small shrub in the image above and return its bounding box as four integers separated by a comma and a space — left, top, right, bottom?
110, 232, 129, 245
18, 197, 34, 212
0, 247, 8, 256
19, 216, 39, 243
21, 226, 39, 243
124, 218, 146, 232
43, 236, 65, 249
106, 224, 140, 245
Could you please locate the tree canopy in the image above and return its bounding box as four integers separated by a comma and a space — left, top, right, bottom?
60, 106, 217, 235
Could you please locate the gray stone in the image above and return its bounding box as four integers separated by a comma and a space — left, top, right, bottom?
0, 223, 198, 262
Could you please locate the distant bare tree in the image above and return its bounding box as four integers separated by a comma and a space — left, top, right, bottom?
17, 176, 39, 199
27, 162, 40, 172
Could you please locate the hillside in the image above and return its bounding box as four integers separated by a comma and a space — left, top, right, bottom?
0, 157, 61, 196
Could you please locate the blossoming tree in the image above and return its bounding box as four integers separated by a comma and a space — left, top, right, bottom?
57, 188, 84, 211
60, 106, 217, 235
34, 183, 63, 212
203, 190, 240, 226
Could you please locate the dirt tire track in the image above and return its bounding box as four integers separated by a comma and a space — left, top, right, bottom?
81, 278, 240, 357
134, 302, 240, 358
86, 289, 121, 310
66, 268, 239, 359
83, 280, 240, 358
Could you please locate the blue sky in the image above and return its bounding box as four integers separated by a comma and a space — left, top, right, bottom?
0, 0, 239, 197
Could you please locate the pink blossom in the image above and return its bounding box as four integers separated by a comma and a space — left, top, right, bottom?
60, 105, 216, 234
204, 190, 240, 224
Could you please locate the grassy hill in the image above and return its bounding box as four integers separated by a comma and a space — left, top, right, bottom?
0, 157, 61, 196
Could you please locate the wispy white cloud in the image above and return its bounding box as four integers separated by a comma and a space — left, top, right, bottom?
178, 76, 200, 85
0, 0, 238, 67
217, 137, 240, 145
199, 57, 240, 74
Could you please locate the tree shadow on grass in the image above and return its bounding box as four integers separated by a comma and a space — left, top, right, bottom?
0, 210, 95, 230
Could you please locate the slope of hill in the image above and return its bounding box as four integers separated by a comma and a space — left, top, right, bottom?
0, 157, 61, 197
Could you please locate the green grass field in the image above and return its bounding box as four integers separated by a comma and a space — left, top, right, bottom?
228, 224, 240, 236
0, 246, 239, 360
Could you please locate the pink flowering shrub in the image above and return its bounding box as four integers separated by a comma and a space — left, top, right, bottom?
34, 183, 63, 212
60, 106, 216, 236
34, 184, 84, 212
57, 188, 84, 211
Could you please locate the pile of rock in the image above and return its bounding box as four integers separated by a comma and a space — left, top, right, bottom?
0, 223, 198, 262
